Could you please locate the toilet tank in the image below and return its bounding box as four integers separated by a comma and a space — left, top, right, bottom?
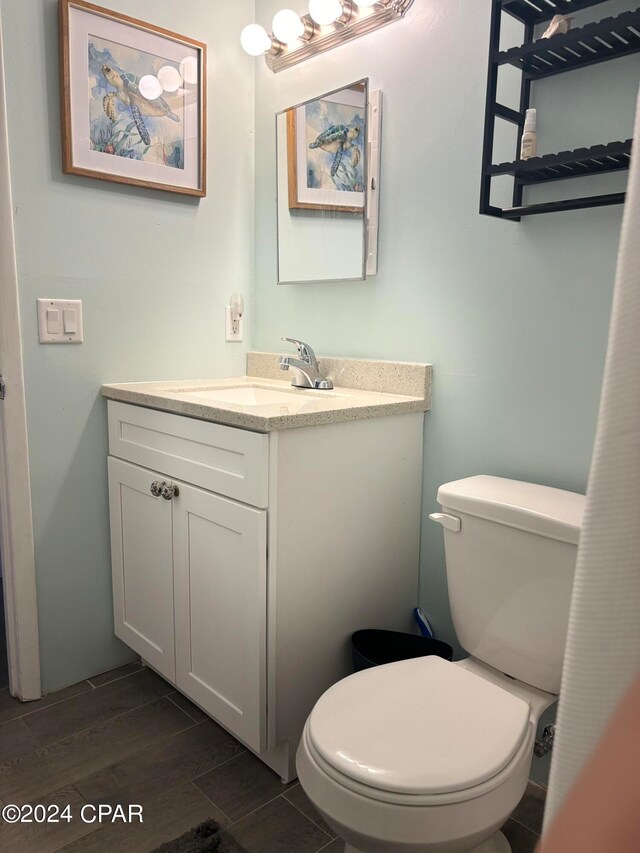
435, 476, 585, 694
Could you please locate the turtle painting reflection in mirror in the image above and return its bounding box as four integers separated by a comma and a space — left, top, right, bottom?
88, 37, 186, 169
305, 95, 365, 194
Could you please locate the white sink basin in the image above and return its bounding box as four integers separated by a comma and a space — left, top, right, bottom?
169, 384, 338, 408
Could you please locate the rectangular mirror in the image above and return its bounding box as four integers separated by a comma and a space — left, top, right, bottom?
276, 79, 368, 285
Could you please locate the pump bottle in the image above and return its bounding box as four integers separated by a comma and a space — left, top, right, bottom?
520, 109, 537, 160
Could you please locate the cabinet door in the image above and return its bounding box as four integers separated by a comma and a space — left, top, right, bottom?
108, 457, 176, 682
173, 482, 267, 752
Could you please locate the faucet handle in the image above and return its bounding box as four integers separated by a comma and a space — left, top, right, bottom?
281, 337, 317, 366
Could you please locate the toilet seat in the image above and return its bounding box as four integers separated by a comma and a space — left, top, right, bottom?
298, 710, 536, 850
307, 656, 531, 799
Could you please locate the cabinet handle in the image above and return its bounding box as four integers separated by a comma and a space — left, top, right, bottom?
161, 483, 179, 501
150, 480, 163, 497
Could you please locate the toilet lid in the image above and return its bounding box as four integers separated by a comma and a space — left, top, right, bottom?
308, 656, 530, 796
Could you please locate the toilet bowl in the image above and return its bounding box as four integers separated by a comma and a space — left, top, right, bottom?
297, 476, 585, 852
297, 655, 548, 853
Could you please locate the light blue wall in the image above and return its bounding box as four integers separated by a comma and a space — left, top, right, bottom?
1, 0, 256, 692
2, 0, 636, 764
252, 0, 638, 781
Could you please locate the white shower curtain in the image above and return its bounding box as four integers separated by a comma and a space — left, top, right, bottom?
545, 87, 640, 825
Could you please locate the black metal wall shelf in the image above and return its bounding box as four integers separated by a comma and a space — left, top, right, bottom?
498, 9, 640, 79
480, 0, 636, 219
501, 192, 626, 218
502, 0, 612, 25
490, 139, 632, 182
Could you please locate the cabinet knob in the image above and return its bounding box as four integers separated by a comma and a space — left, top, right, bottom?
150, 480, 163, 497
161, 483, 179, 501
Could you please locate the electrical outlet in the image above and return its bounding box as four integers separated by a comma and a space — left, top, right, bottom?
225, 306, 243, 342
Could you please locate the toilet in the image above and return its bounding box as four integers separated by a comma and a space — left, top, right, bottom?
297, 475, 585, 853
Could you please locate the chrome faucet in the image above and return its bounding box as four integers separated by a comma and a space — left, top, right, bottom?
279, 338, 333, 389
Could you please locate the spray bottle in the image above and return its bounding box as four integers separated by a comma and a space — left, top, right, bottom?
520, 108, 537, 160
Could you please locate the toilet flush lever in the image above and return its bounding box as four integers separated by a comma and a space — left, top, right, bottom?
429, 513, 461, 533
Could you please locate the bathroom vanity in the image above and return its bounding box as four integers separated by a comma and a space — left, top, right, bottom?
102, 351, 431, 781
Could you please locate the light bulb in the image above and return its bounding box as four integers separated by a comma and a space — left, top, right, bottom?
354, 0, 378, 7
157, 65, 182, 93
272, 9, 305, 44
139, 74, 162, 100
240, 23, 272, 56
308, 0, 342, 26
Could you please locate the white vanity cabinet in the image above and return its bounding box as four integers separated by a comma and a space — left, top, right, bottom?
107, 398, 424, 781
108, 456, 267, 752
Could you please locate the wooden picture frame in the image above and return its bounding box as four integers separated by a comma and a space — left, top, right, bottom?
59, 0, 206, 197
286, 84, 366, 214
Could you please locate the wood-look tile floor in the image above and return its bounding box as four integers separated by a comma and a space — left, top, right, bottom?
0, 665, 545, 852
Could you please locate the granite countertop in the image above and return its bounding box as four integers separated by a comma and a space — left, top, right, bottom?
102, 352, 432, 432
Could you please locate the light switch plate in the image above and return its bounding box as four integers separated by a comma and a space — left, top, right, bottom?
37, 299, 83, 344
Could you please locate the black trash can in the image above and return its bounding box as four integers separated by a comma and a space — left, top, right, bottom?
351, 628, 453, 672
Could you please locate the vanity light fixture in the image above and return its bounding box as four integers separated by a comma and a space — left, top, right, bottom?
240, 0, 415, 73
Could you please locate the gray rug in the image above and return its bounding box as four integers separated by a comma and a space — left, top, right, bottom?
151, 820, 249, 853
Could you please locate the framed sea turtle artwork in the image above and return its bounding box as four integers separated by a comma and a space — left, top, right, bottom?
59, 0, 206, 197
286, 83, 366, 213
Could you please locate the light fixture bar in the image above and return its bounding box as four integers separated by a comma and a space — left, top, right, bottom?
265, 0, 415, 73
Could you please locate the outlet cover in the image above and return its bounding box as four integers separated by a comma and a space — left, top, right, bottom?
225, 306, 243, 342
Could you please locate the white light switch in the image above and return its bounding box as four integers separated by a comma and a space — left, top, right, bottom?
38, 299, 83, 344
46, 308, 60, 334
63, 308, 77, 334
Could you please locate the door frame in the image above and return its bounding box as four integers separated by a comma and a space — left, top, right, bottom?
0, 15, 41, 701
